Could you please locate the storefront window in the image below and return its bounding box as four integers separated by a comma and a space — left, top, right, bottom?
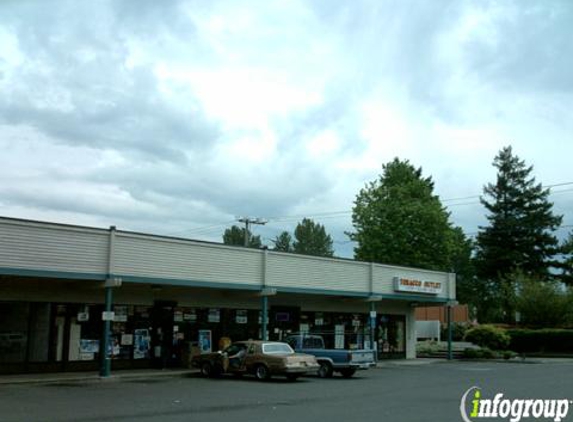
0, 302, 30, 363
377, 314, 406, 358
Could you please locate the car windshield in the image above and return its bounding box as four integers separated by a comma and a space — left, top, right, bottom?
262, 342, 294, 354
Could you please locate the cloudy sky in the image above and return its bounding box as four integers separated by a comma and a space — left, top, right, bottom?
1, 0, 572, 257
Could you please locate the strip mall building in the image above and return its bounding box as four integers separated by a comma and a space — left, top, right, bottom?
0, 217, 456, 375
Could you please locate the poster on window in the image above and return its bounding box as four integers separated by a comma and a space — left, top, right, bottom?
208, 309, 220, 323
77, 306, 90, 322
184, 309, 197, 322
133, 329, 151, 359
80, 339, 100, 354
113, 306, 128, 322
198, 330, 212, 353
174, 311, 183, 322
236, 310, 248, 324
121, 334, 134, 346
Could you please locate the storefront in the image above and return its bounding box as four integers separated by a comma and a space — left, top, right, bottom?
0, 217, 456, 374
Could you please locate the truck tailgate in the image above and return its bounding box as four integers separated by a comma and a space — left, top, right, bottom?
350, 350, 375, 364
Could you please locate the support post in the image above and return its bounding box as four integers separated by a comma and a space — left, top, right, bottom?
370, 301, 376, 357
365, 294, 381, 360
447, 304, 453, 361
100, 225, 120, 378
100, 286, 113, 377
261, 295, 268, 341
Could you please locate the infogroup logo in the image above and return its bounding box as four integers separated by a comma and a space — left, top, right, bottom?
460, 387, 571, 422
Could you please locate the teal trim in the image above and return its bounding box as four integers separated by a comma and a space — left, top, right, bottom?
0, 267, 106, 281
0, 267, 452, 303
117, 274, 261, 292
270, 286, 450, 303
379, 293, 450, 303
272, 285, 370, 298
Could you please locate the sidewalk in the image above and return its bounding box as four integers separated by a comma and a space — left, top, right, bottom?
0, 368, 198, 386
0, 361, 440, 385
376, 358, 443, 368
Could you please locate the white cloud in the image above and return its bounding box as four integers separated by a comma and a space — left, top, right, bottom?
0, 0, 572, 256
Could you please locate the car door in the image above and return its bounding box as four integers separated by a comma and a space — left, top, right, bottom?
222, 343, 248, 372
242, 342, 258, 372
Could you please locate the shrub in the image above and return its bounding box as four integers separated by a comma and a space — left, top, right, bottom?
464, 325, 510, 350
416, 340, 441, 355
441, 322, 472, 342
480, 347, 496, 359
502, 350, 517, 360
462, 347, 496, 359
507, 329, 573, 354
463, 348, 481, 359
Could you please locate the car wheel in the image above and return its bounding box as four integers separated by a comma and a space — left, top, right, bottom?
200, 362, 212, 378
286, 374, 300, 382
340, 368, 356, 378
254, 364, 270, 381
317, 361, 333, 378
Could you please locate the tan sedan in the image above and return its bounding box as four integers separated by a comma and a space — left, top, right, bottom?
192, 340, 319, 381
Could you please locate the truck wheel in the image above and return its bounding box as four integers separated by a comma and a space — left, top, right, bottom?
200, 362, 212, 378
254, 364, 271, 381
317, 362, 333, 378
340, 368, 356, 378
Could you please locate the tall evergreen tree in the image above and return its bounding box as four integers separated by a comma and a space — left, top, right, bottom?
222, 225, 262, 248
475, 146, 562, 280
272, 231, 293, 252
348, 158, 467, 272
293, 218, 334, 257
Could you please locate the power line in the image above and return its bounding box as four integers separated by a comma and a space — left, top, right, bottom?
264, 181, 573, 222
165, 220, 236, 236
160, 181, 573, 241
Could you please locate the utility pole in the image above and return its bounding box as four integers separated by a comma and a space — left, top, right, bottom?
237, 217, 267, 247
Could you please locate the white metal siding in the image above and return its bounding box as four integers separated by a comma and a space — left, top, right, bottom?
113, 233, 262, 287
0, 218, 455, 300
267, 252, 369, 293
0, 220, 108, 275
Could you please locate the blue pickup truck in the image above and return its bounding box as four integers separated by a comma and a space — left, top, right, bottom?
284, 334, 376, 378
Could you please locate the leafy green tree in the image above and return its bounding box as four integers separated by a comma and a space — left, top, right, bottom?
348, 158, 467, 272
475, 146, 562, 280
293, 218, 334, 257
513, 273, 571, 327
222, 225, 262, 248
272, 231, 293, 252
448, 227, 480, 317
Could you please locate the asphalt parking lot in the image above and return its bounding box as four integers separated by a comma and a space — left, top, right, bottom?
1, 361, 573, 422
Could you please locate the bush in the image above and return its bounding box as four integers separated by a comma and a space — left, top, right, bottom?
464, 325, 510, 350
462, 347, 496, 359
502, 350, 517, 360
507, 329, 573, 354
416, 340, 441, 355
463, 347, 516, 360
463, 348, 481, 359
441, 322, 472, 342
